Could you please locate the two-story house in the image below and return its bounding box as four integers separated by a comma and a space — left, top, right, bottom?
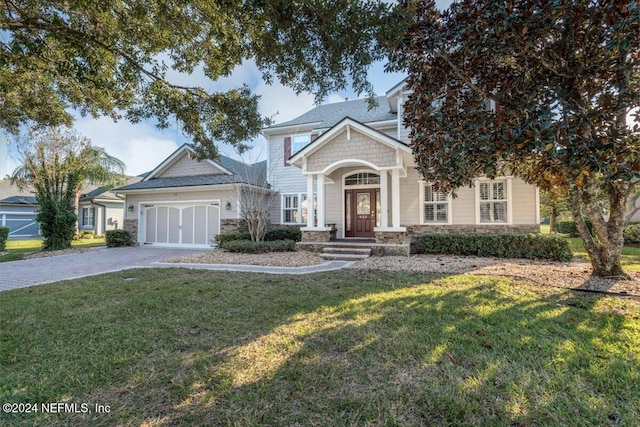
117, 80, 539, 252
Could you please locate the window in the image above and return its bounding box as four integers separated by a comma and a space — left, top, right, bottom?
478, 180, 508, 223
345, 172, 380, 186
421, 183, 450, 223
283, 193, 316, 224
82, 207, 95, 227
282, 194, 299, 223
301, 194, 317, 226
292, 134, 311, 155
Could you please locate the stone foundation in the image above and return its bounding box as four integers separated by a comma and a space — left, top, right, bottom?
123, 219, 139, 246
220, 219, 248, 234
375, 230, 408, 245
301, 229, 331, 242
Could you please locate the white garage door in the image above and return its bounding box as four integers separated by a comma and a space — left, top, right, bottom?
143, 203, 220, 248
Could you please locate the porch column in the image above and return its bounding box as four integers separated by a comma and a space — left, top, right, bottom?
391, 168, 401, 228
379, 170, 388, 228
317, 174, 326, 227
306, 174, 314, 228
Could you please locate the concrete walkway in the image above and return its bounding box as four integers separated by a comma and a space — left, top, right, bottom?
0, 247, 352, 292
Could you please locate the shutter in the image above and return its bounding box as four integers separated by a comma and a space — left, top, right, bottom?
284, 137, 291, 166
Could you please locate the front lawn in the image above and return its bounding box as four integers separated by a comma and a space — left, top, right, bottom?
1, 269, 638, 426
0, 238, 105, 262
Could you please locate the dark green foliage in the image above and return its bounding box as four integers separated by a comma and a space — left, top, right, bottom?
222, 239, 296, 253
264, 227, 302, 242
37, 197, 77, 251
0, 227, 8, 251
555, 220, 594, 237
105, 230, 132, 247
419, 233, 572, 262
624, 224, 640, 244
214, 232, 252, 246
1, 1, 397, 157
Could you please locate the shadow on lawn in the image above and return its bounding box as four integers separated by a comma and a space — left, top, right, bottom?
1, 269, 638, 426
166, 273, 639, 426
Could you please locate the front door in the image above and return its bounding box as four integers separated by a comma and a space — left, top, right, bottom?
345, 189, 377, 237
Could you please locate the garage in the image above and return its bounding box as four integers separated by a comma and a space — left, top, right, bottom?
142, 202, 220, 248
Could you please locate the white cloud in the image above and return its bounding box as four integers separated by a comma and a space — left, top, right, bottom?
73, 116, 179, 176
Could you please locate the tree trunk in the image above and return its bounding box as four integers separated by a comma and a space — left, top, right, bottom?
567, 181, 629, 278
549, 204, 558, 233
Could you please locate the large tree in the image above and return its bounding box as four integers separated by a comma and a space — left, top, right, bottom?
0, 0, 400, 159
11, 127, 125, 250
395, 0, 640, 277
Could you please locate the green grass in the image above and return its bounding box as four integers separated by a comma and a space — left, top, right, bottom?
1, 269, 639, 426
540, 224, 640, 272
0, 238, 106, 262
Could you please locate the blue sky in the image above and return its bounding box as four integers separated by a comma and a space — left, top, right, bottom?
5, 0, 453, 176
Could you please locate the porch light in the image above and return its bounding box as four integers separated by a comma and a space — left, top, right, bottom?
225, 201, 232, 210
127, 203, 134, 212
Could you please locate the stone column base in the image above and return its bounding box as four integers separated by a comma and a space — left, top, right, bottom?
301, 229, 331, 242
375, 230, 407, 245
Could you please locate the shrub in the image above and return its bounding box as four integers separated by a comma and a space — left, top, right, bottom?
214, 232, 251, 246
419, 233, 573, 261
222, 239, 296, 253
555, 219, 593, 237
264, 227, 302, 242
105, 229, 132, 247
0, 227, 8, 251
624, 224, 640, 244
82, 230, 95, 239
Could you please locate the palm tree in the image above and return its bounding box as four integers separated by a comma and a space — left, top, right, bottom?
11, 127, 125, 250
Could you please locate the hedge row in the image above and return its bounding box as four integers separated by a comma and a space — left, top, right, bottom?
555, 220, 593, 237
0, 226, 8, 251
419, 233, 573, 261
105, 229, 132, 247
215, 227, 302, 245
221, 239, 296, 253
624, 224, 640, 244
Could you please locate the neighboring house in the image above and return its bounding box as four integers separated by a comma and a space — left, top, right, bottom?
0, 178, 134, 239
0, 180, 40, 238
115, 145, 267, 248
116, 79, 539, 252
78, 183, 137, 235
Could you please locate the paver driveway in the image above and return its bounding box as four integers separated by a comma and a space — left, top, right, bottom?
1, 247, 206, 291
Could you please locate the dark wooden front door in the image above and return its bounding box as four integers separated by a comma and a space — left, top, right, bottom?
345, 189, 376, 237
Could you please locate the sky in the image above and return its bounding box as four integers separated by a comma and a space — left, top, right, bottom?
2, 1, 453, 177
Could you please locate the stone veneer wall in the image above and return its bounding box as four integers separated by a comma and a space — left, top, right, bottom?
375, 230, 408, 245
405, 224, 539, 253
123, 219, 139, 246
220, 219, 248, 234
301, 230, 331, 242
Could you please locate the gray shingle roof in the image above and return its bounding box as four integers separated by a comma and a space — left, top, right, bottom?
265, 96, 396, 130
0, 195, 37, 204
114, 154, 267, 192
115, 174, 251, 191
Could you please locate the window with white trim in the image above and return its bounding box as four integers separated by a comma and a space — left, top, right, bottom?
292, 134, 311, 155
301, 194, 317, 226
478, 180, 507, 223
282, 194, 299, 223
421, 183, 450, 223
282, 193, 317, 224
82, 207, 95, 227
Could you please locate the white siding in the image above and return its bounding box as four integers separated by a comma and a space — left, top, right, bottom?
511, 178, 538, 224
267, 130, 314, 194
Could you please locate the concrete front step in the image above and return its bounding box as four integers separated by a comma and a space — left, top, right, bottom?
322, 247, 372, 254
319, 252, 370, 260
320, 246, 372, 261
